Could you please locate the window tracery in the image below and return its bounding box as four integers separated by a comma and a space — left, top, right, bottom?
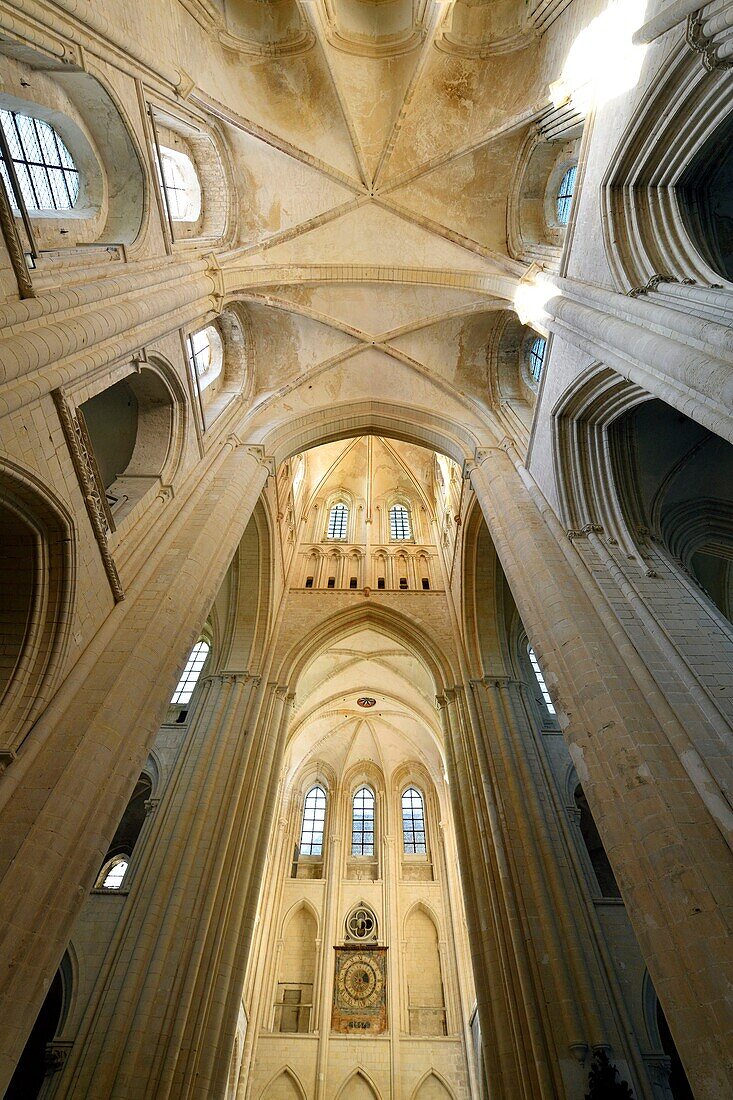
344, 904, 378, 942
0, 108, 79, 212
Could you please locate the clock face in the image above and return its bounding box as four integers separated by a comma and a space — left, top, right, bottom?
332, 947, 388, 1033
338, 954, 383, 1008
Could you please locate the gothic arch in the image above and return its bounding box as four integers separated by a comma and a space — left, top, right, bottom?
280, 897, 320, 941
402, 899, 443, 941
260, 1065, 307, 1099
411, 1069, 455, 1099
602, 42, 733, 288
0, 461, 75, 753
335, 1067, 381, 1099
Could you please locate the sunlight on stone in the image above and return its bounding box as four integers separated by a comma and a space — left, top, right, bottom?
551, 0, 649, 113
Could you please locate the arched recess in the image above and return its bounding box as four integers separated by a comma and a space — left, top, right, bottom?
642, 972, 694, 1100
335, 1067, 381, 1099
0, 463, 73, 754
508, 126, 582, 266
411, 1069, 455, 1099
404, 904, 447, 1036
261, 1066, 307, 1099
0, 43, 145, 253
4, 947, 75, 1099
78, 361, 185, 527
275, 902, 318, 1033
192, 305, 252, 427
602, 43, 733, 289
486, 312, 539, 439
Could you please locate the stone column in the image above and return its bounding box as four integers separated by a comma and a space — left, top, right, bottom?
469, 444, 733, 1098
438, 688, 560, 1100
0, 442, 271, 1096
54, 673, 293, 1100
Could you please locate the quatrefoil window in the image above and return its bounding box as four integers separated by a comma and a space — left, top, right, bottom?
345, 904, 378, 942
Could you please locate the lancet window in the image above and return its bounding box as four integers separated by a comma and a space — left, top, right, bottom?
556, 164, 577, 225
171, 640, 210, 705
96, 855, 129, 890
390, 503, 412, 541
299, 785, 327, 856
327, 502, 348, 540
157, 144, 201, 222
402, 787, 427, 854
528, 645, 555, 714
351, 786, 375, 856
528, 336, 547, 384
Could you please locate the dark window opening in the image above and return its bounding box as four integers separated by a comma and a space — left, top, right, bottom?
421, 577, 430, 590
5, 969, 63, 1099
305, 576, 314, 588
377, 577, 385, 589
574, 783, 621, 898
349, 576, 358, 589
399, 577, 408, 590
656, 998, 694, 1100
327, 576, 335, 589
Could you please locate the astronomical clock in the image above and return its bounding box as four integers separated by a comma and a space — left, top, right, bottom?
332, 905, 387, 1033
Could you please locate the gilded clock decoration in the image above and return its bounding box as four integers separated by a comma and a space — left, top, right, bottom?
332, 946, 388, 1033
337, 953, 383, 1008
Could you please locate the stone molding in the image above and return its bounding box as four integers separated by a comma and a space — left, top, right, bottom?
52, 389, 124, 603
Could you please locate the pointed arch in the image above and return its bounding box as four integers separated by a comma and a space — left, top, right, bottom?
261, 1065, 307, 1099
411, 1068, 455, 1099
335, 1067, 381, 1099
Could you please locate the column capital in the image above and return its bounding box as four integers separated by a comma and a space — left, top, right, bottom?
144, 798, 160, 817
566, 523, 603, 540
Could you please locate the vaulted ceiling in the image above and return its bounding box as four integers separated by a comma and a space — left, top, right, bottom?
180, 0, 594, 436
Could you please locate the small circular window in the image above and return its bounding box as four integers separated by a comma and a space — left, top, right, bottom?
556, 165, 577, 226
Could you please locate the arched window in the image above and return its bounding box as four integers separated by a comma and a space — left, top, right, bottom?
528, 336, 547, 384
351, 786, 375, 856
157, 144, 201, 222
528, 645, 555, 714
0, 108, 79, 212
299, 786, 327, 856
327, 501, 348, 540
402, 787, 427, 854
556, 164, 577, 226
187, 326, 224, 392
390, 503, 412, 540
574, 783, 621, 898
96, 855, 129, 890
171, 640, 210, 705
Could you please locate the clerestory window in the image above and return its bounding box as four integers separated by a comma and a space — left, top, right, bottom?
299, 785, 327, 856
556, 165, 577, 226
528, 645, 556, 715
390, 503, 412, 541
327, 502, 348, 540
187, 326, 223, 392
0, 108, 79, 212
157, 144, 201, 222
402, 787, 427, 854
528, 336, 547, 384
171, 640, 210, 705
351, 786, 375, 856
97, 856, 129, 890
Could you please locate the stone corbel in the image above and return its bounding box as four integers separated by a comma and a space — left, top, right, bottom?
566, 523, 602, 541
44, 1041, 73, 1074
687, 8, 733, 69
144, 797, 160, 817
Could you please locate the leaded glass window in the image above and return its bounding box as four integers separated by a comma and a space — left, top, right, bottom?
299, 785, 326, 856
528, 645, 556, 715
100, 857, 128, 890
188, 328, 213, 378
390, 503, 412, 541
327, 502, 348, 540
0, 108, 79, 211
171, 640, 210, 705
351, 786, 375, 856
157, 145, 201, 222
528, 336, 546, 384
402, 787, 427, 854
556, 165, 577, 226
